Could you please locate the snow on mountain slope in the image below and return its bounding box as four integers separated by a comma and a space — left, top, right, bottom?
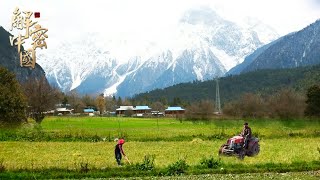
37, 7, 279, 97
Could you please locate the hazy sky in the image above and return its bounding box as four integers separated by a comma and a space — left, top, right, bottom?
1, 0, 320, 48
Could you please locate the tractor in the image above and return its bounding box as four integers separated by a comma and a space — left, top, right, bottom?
218, 135, 260, 160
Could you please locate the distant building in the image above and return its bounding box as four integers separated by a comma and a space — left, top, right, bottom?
151, 111, 165, 117
165, 106, 185, 115
135, 106, 152, 114
84, 108, 95, 113
56, 108, 73, 115
46, 105, 74, 116
116, 106, 134, 115
116, 105, 152, 116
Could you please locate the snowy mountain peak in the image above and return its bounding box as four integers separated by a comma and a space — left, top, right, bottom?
180, 6, 223, 26
37, 7, 279, 97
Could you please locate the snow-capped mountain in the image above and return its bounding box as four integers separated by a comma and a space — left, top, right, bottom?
228, 20, 320, 75
37, 7, 279, 97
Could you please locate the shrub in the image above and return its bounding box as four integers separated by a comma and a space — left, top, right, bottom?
305, 85, 320, 117
185, 100, 214, 121
268, 89, 306, 119
199, 156, 222, 169
165, 159, 189, 175
0, 159, 5, 172
135, 154, 155, 171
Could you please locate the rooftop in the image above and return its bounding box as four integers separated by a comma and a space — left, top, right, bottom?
116, 106, 134, 111
165, 107, 185, 111
84, 109, 95, 113
135, 106, 151, 110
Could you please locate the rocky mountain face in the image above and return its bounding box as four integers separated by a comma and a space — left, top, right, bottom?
0, 26, 46, 83
228, 20, 320, 74
36, 7, 278, 97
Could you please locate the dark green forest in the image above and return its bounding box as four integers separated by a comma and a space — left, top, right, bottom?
133, 65, 320, 106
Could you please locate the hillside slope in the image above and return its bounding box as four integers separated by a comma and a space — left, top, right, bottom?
133, 65, 320, 105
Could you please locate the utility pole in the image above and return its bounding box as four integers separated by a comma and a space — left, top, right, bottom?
215, 78, 222, 114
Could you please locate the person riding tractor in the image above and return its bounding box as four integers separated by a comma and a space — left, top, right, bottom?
240, 122, 252, 149
219, 122, 259, 159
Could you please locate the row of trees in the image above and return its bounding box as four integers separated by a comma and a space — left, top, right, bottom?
223, 89, 306, 119
223, 87, 320, 119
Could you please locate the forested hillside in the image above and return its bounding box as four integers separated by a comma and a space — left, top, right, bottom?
133, 65, 320, 105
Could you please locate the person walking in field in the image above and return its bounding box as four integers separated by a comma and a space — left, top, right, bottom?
240, 122, 252, 149
114, 138, 128, 166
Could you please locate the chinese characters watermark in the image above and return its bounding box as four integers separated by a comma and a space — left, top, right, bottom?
9, 7, 48, 69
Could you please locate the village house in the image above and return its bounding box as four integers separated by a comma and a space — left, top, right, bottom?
165, 106, 185, 115
116, 105, 152, 116
116, 106, 134, 115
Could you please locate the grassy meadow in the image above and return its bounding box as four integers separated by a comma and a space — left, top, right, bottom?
0, 116, 319, 178
22, 116, 320, 141
0, 138, 319, 170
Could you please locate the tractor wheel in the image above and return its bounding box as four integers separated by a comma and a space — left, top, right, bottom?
238, 150, 245, 160
247, 143, 260, 157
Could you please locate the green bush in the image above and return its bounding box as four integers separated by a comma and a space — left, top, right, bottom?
199, 156, 222, 169
134, 154, 155, 171
0, 159, 5, 172
79, 162, 89, 173
165, 159, 189, 175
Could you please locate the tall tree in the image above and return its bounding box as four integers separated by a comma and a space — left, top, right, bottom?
23, 76, 60, 124
105, 96, 117, 112
305, 85, 320, 117
117, 97, 122, 106
95, 93, 105, 115
82, 94, 95, 108
67, 90, 85, 113
0, 67, 27, 126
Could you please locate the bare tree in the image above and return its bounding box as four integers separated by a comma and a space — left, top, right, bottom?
268, 89, 306, 119
151, 101, 165, 112
239, 93, 267, 118
186, 100, 215, 120
66, 90, 85, 113
95, 93, 105, 115
223, 93, 266, 118
105, 96, 117, 112
223, 101, 242, 118
82, 94, 95, 108
23, 76, 60, 124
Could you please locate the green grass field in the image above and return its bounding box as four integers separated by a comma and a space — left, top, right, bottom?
35, 116, 320, 140
0, 138, 319, 170
0, 116, 319, 179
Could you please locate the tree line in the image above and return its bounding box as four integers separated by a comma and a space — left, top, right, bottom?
133, 65, 320, 105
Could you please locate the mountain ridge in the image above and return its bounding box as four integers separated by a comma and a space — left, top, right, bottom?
0, 27, 46, 83
36, 7, 279, 97
229, 20, 320, 74
133, 65, 320, 105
